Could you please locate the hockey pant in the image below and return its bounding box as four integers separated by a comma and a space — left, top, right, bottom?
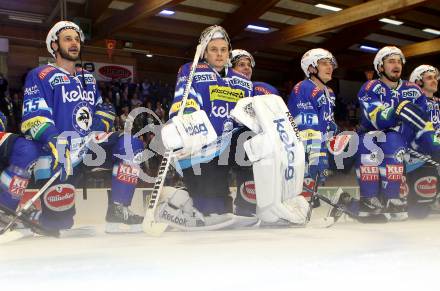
0, 134, 39, 211
33, 132, 144, 230
356, 131, 406, 200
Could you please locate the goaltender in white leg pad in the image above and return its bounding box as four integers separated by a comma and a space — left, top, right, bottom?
155, 187, 256, 231
231, 95, 308, 225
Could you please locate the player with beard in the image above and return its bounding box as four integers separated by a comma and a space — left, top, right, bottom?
21, 21, 144, 233
355, 46, 431, 222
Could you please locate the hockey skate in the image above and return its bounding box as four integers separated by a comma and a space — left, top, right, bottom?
384, 198, 408, 221
105, 202, 144, 233
357, 197, 388, 223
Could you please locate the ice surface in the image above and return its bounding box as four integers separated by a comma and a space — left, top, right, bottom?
1, 211, 440, 291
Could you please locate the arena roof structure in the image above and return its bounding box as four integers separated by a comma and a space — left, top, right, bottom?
0, 0, 439, 80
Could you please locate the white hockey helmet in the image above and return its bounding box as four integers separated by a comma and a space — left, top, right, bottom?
230, 49, 255, 68
409, 64, 440, 83
373, 46, 406, 75
199, 25, 231, 60
46, 20, 85, 58
300, 48, 337, 77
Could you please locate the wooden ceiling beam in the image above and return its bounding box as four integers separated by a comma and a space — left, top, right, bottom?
321, 20, 384, 53
93, 0, 185, 39
220, 0, 280, 39
87, 0, 113, 23
234, 0, 431, 52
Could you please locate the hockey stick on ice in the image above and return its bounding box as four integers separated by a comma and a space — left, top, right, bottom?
142, 43, 204, 236
0, 135, 92, 236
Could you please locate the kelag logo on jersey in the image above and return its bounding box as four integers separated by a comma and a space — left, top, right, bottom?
183, 122, 208, 136
49, 73, 70, 88
62, 85, 95, 105
72, 102, 92, 135
273, 118, 295, 180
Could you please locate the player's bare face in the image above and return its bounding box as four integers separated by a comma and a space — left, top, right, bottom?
205, 39, 229, 71
233, 57, 252, 80
381, 55, 402, 82
57, 29, 81, 62
422, 71, 439, 95
317, 59, 334, 83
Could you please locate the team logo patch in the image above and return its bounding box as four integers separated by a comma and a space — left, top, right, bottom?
386, 165, 404, 181
116, 164, 140, 185
49, 73, 70, 87
38, 66, 56, 80
414, 176, 438, 199
359, 166, 379, 181
73, 102, 92, 135
239, 181, 256, 204
9, 176, 29, 197
43, 184, 75, 212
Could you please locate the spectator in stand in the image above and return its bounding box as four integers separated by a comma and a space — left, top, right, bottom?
154, 101, 165, 123
119, 106, 129, 128
0, 73, 8, 98
130, 92, 142, 108
140, 78, 150, 101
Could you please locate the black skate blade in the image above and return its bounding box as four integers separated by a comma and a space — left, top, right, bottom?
357, 214, 389, 224
0, 203, 59, 237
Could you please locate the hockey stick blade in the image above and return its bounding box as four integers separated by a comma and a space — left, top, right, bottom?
0, 203, 59, 237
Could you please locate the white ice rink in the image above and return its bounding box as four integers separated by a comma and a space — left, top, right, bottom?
1, 211, 440, 291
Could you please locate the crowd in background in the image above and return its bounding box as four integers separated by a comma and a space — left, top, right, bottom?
0, 72, 362, 186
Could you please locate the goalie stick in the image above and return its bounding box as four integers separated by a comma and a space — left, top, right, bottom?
142, 43, 204, 236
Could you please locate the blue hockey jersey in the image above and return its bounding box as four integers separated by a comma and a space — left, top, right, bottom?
21, 64, 102, 141
357, 79, 426, 135
170, 62, 253, 135
287, 78, 337, 143
253, 81, 279, 96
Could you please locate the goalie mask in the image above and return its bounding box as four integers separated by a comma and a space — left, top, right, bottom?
199, 25, 231, 61
46, 21, 85, 58
373, 46, 406, 76
301, 48, 337, 78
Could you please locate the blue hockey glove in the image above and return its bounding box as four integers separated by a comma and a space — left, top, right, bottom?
93, 103, 116, 132
395, 100, 429, 131
45, 135, 72, 182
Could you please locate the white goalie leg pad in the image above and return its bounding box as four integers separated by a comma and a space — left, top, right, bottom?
242, 95, 307, 225
161, 110, 218, 157
155, 187, 255, 231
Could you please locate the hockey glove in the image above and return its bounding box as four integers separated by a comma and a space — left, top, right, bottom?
45, 135, 72, 182
395, 100, 429, 131
92, 103, 116, 132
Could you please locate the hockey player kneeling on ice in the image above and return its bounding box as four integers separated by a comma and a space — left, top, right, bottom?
162, 95, 309, 227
